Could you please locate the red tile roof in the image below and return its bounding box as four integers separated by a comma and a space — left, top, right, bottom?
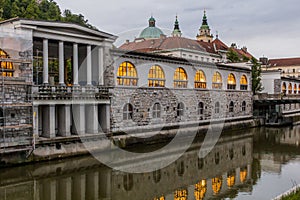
268, 57, 300, 67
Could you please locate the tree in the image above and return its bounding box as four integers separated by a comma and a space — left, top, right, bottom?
251, 57, 264, 94
227, 48, 240, 63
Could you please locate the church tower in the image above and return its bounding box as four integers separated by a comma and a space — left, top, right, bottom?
172, 15, 182, 37
196, 10, 213, 43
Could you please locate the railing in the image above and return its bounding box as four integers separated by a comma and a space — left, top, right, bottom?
32, 85, 110, 100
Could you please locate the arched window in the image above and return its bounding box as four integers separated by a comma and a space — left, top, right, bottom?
212, 177, 222, 195
194, 180, 207, 200
148, 65, 165, 87
212, 71, 222, 89
294, 84, 297, 94
123, 103, 133, 120
194, 70, 206, 89
177, 102, 184, 116
117, 61, 138, 86
240, 167, 248, 183
215, 102, 220, 114
0, 108, 4, 126
174, 189, 188, 200
288, 83, 293, 94
240, 75, 248, 90
227, 73, 236, 90
0, 49, 14, 77
227, 171, 236, 188
152, 103, 161, 119
198, 102, 204, 119
174, 67, 188, 88
242, 101, 246, 112
282, 82, 287, 94
229, 101, 234, 112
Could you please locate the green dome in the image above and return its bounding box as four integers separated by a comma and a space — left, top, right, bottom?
139, 16, 164, 39
139, 27, 164, 39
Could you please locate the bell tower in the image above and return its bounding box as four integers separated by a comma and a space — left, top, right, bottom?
196, 10, 213, 43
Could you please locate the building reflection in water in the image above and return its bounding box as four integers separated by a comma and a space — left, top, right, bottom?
7, 125, 300, 200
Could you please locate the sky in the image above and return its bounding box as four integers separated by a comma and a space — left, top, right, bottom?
54, 0, 300, 59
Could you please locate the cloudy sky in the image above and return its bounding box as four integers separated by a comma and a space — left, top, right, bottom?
55, 0, 300, 59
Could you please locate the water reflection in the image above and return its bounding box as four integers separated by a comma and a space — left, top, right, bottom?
1, 126, 300, 200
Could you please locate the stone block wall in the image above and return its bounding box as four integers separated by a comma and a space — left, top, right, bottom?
110, 87, 252, 132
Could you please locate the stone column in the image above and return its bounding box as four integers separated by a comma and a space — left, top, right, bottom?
86, 104, 98, 134
98, 47, 104, 85
99, 104, 110, 133
43, 39, 49, 84
73, 43, 79, 85
59, 41, 65, 85
72, 104, 85, 135
58, 105, 71, 137
87, 45, 92, 85
42, 105, 55, 138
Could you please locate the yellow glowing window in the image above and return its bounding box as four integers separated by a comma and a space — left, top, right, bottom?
174, 189, 188, 200
0, 49, 14, 77
212, 177, 222, 195
227, 171, 236, 188
154, 196, 165, 200
282, 83, 287, 94
194, 180, 207, 200
117, 61, 138, 86
240, 168, 247, 183
174, 67, 188, 88
212, 71, 222, 89
240, 75, 248, 90
288, 83, 292, 94
194, 70, 206, 89
294, 84, 297, 94
227, 73, 236, 90
148, 65, 165, 87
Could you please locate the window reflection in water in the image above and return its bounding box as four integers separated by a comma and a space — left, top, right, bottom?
194, 180, 207, 200
227, 170, 236, 188
174, 189, 188, 200
240, 167, 248, 183
154, 196, 165, 200
123, 174, 133, 191
212, 176, 222, 195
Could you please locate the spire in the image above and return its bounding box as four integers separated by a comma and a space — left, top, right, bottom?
196, 10, 213, 42
172, 15, 182, 37
201, 10, 209, 29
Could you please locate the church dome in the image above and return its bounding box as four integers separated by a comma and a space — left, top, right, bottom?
139, 16, 164, 39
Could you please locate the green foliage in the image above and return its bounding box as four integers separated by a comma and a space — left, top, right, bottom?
227, 48, 240, 63
280, 189, 300, 200
0, 0, 97, 29
251, 57, 264, 95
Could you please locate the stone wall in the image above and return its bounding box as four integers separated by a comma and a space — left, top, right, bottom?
110, 87, 253, 133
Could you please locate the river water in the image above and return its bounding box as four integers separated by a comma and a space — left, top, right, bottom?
1, 126, 300, 200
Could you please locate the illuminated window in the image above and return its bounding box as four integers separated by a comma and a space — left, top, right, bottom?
227, 171, 236, 188
177, 102, 184, 117
174, 189, 188, 200
148, 65, 165, 87
294, 84, 297, 94
123, 103, 133, 120
212, 71, 222, 89
117, 61, 138, 86
215, 102, 220, 114
242, 101, 246, 112
240, 167, 247, 183
229, 101, 234, 112
152, 103, 161, 119
198, 102, 204, 119
227, 73, 236, 90
282, 82, 287, 94
212, 177, 222, 195
194, 180, 207, 200
194, 70, 206, 88
288, 83, 292, 94
174, 67, 188, 88
154, 197, 165, 200
0, 49, 14, 77
240, 75, 248, 90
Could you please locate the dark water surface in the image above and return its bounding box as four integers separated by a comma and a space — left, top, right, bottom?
1, 126, 300, 200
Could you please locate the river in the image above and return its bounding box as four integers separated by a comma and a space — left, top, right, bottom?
1, 126, 300, 200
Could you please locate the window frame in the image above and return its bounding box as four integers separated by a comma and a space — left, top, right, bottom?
117, 61, 138, 86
